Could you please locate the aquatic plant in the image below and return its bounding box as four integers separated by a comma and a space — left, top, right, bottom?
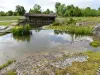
66, 18, 76, 25
7, 70, 17, 75
0, 60, 16, 70
90, 40, 100, 47
52, 21, 61, 26
13, 34, 31, 42
44, 25, 93, 35
12, 24, 31, 36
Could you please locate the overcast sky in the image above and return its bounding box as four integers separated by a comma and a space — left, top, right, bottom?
0, 0, 100, 12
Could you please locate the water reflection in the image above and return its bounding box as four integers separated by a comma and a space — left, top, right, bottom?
13, 34, 31, 42
0, 29, 99, 65
54, 30, 93, 44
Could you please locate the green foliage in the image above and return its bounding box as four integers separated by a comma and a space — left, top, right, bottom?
12, 24, 31, 36
29, 4, 41, 14
45, 25, 93, 35
67, 18, 76, 25
43, 9, 53, 14
13, 34, 31, 42
15, 5, 26, 16
52, 22, 61, 26
0, 11, 7, 16
55, 2, 100, 17
90, 40, 100, 47
0, 60, 15, 70
7, 70, 17, 75
7, 10, 13, 16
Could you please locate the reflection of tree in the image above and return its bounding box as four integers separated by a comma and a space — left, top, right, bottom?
70, 34, 74, 44
34, 28, 41, 33
54, 30, 65, 35
70, 34, 86, 44
54, 30, 87, 44
13, 34, 31, 42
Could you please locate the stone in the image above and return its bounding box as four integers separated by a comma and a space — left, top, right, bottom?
0, 26, 8, 30
93, 23, 100, 36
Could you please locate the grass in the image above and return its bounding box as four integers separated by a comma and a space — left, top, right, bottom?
0, 16, 24, 26
90, 40, 100, 47
12, 24, 31, 36
55, 51, 100, 75
0, 60, 16, 70
57, 17, 100, 23
7, 70, 17, 75
0, 16, 24, 20
0, 21, 17, 26
44, 25, 93, 35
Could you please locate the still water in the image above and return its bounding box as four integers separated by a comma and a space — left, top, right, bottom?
0, 29, 99, 65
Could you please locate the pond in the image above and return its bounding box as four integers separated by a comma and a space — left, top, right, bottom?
0, 29, 100, 65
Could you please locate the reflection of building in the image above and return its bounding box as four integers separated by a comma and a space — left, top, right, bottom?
25, 13, 56, 26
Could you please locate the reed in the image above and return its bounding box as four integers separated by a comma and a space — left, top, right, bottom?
12, 24, 31, 36
45, 25, 93, 35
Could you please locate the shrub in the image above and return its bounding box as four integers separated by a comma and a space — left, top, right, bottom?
63, 18, 76, 25
52, 22, 61, 26
90, 40, 100, 47
12, 24, 31, 36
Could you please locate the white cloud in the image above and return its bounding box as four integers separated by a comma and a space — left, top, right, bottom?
0, 0, 100, 12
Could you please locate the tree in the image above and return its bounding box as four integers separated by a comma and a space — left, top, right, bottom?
55, 2, 61, 15
15, 5, 26, 16
98, 7, 100, 11
29, 4, 41, 14
7, 10, 13, 16
43, 9, 53, 14
45, 9, 50, 14
0, 11, 7, 16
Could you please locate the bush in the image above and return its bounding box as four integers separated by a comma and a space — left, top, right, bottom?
52, 22, 61, 26
90, 40, 100, 47
12, 24, 31, 36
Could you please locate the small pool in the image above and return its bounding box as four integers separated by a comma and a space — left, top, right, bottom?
0, 29, 99, 65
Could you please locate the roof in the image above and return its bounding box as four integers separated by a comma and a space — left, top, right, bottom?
25, 13, 57, 17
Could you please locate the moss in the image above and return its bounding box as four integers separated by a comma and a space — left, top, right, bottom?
7, 70, 17, 75
55, 51, 100, 75
90, 40, 100, 47
0, 60, 16, 70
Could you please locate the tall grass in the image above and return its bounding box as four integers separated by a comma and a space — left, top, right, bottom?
45, 25, 93, 35
12, 24, 31, 36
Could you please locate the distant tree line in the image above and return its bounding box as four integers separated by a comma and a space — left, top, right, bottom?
55, 2, 100, 17
0, 5, 26, 16
0, 2, 100, 17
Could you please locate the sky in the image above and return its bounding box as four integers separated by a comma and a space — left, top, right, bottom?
0, 0, 100, 12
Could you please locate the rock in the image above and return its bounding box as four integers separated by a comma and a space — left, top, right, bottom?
0, 26, 14, 33
76, 22, 82, 26
76, 21, 99, 26
0, 26, 8, 30
93, 23, 100, 36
